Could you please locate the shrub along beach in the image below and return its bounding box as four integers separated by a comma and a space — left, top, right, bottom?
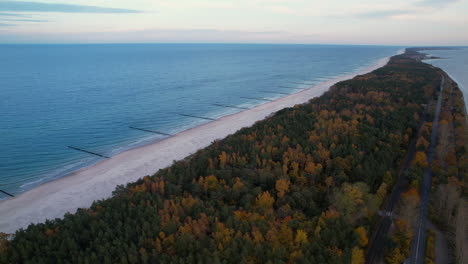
1, 49, 466, 263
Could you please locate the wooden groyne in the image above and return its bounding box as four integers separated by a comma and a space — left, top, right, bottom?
278, 86, 303, 90
129, 126, 171, 136
292, 82, 315, 85
0, 189, 15, 197
259, 90, 290, 95
68, 146, 110, 158
179, 114, 217, 121
240, 96, 273, 102
211, 104, 249, 110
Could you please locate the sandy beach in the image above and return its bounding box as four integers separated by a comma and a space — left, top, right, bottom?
0, 51, 402, 234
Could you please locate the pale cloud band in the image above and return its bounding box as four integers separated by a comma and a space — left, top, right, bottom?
357, 9, 411, 19
417, 0, 460, 6
0, 18, 47, 22
0, 12, 26, 17
0, 0, 466, 45
0, 1, 140, 13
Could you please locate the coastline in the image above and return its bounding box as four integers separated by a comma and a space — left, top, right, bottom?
0, 51, 403, 234
422, 48, 468, 114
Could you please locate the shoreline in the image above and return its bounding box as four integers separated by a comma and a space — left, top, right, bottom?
422, 48, 468, 114
0, 50, 403, 233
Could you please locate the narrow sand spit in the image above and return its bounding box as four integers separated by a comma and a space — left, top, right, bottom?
0, 51, 402, 233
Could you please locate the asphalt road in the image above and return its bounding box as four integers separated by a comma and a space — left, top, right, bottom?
366, 75, 445, 264
408, 75, 445, 264
365, 124, 419, 264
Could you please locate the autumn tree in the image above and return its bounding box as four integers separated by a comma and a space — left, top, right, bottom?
413, 151, 428, 168
294, 229, 308, 246
351, 247, 365, 264
275, 178, 290, 198
386, 248, 405, 264
354, 226, 368, 247
333, 182, 370, 222
256, 191, 275, 211
0, 233, 9, 255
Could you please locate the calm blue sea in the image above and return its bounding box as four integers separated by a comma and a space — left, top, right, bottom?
0, 44, 401, 198
424, 47, 468, 110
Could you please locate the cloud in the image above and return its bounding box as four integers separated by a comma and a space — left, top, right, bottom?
0, 18, 46, 22
0, 22, 15, 26
0, 28, 321, 44
0, 1, 141, 13
416, 0, 459, 6
357, 9, 411, 19
0, 12, 26, 17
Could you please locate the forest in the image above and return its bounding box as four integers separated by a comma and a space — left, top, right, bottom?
0, 51, 458, 264
381, 55, 467, 263
427, 66, 467, 263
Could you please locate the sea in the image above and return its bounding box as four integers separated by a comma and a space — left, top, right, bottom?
0, 44, 402, 199
423, 47, 468, 110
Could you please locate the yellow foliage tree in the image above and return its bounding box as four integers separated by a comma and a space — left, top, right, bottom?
197, 176, 208, 192
178, 213, 210, 238
155, 238, 162, 253
181, 196, 197, 212
256, 191, 275, 211
344, 183, 365, 205
295, 229, 308, 245
334, 182, 370, 222
290, 161, 300, 178
251, 227, 264, 243
317, 144, 330, 162
0, 232, 9, 255
205, 175, 219, 191
150, 178, 165, 195
219, 151, 228, 169
208, 158, 214, 169
278, 220, 293, 247
386, 248, 405, 264
275, 178, 290, 198
413, 151, 428, 168
351, 247, 365, 264
376, 182, 387, 205
383, 171, 393, 185
354, 226, 368, 247
212, 223, 235, 248
266, 226, 280, 248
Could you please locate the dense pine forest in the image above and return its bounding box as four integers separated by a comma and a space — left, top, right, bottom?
1, 52, 463, 264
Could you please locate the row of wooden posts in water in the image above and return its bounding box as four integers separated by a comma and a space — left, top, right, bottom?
1, 83, 318, 197
65, 85, 315, 159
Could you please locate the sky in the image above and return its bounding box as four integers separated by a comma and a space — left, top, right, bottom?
0, 0, 467, 45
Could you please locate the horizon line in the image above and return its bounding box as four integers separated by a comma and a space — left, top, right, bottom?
0, 42, 465, 47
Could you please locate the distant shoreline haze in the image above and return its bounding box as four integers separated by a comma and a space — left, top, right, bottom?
423, 48, 468, 111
